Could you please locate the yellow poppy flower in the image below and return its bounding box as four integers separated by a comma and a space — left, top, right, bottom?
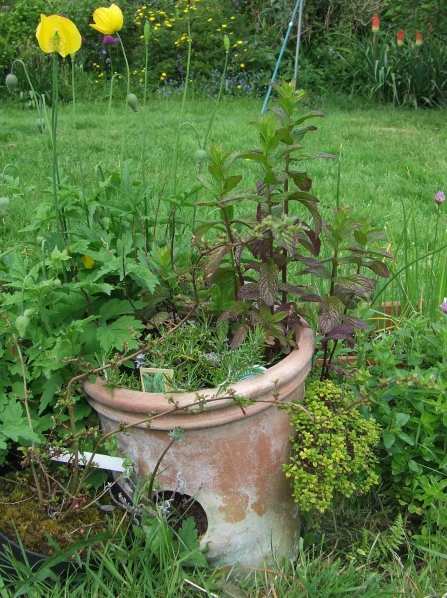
36, 14, 81, 57
90, 4, 123, 35
81, 255, 95, 269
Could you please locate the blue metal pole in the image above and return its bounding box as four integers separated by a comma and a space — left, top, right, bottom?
260, 0, 302, 115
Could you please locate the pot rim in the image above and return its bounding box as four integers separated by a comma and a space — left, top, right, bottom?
83, 327, 314, 429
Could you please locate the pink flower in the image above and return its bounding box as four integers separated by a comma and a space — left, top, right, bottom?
435, 191, 446, 204
440, 299, 447, 314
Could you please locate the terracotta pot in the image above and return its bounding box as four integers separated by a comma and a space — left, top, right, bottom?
83, 327, 314, 567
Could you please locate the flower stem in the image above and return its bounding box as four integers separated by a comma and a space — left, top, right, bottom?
117, 33, 130, 106
142, 39, 150, 243
169, 7, 193, 258
106, 73, 120, 158
71, 56, 89, 225
51, 52, 62, 234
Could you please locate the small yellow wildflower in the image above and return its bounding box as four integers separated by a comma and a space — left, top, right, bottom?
240, 63, 245, 68
82, 255, 95, 269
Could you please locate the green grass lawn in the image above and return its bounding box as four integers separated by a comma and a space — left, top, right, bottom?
2, 94, 446, 313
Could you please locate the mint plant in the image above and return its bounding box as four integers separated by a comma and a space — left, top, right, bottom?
195, 82, 392, 367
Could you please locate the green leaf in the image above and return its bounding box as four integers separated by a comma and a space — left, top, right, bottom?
234, 150, 268, 167
318, 295, 340, 334
335, 274, 376, 296
394, 412, 411, 428
1, 421, 40, 444
408, 460, 422, 473
224, 175, 242, 193
39, 373, 64, 414
208, 164, 225, 182
289, 169, 312, 192
397, 432, 415, 446
364, 260, 390, 278
96, 315, 146, 353
193, 221, 222, 237
99, 299, 140, 322
72, 281, 114, 295
177, 516, 199, 548
383, 430, 396, 449
259, 261, 279, 306
126, 264, 159, 292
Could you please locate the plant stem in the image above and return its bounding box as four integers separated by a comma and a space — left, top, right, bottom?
14, 338, 43, 504
51, 52, 62, 234
11, 59, 40, 117
202, 49, 229, 150
169, 7, 193, 263
147, 439, 176, 504
117, 33, 131, 105
142, 39, 150, 243
105, 74, 120, 158
71, 56, 89, 225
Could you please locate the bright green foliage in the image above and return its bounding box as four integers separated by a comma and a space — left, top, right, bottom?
284, 380, 381, 513
0, 1, 47, 74
357, 513, 406, 561
355, 316, 447, 552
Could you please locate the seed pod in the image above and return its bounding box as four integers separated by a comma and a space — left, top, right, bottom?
127, 93, 139, 112
23, 308, 35, 317
15, 314, 30, 338
195, 149, 206, 164
6, 73, 18, 93
53, 278, 62, 287
144, 20, 150, 44
101, 216, 111, 230
0, 196, 9, 214
36, 118, 46, 133
224, 35, 230, 52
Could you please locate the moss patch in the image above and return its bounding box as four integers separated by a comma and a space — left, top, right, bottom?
0, 474, 112, 556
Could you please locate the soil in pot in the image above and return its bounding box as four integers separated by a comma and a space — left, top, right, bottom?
154, 490, 208, 536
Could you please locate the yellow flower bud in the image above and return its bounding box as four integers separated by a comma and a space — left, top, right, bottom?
82, 255, 95, 269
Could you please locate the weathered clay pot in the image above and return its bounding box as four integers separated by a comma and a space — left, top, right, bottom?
83, 326, 314, 567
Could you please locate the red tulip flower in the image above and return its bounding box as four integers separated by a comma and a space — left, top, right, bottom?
372, 14, 380, 33
397, 30, 404, 46
416, 32, 423, 46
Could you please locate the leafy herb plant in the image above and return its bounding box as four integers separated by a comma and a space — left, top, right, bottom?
283, 379, 381, 514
